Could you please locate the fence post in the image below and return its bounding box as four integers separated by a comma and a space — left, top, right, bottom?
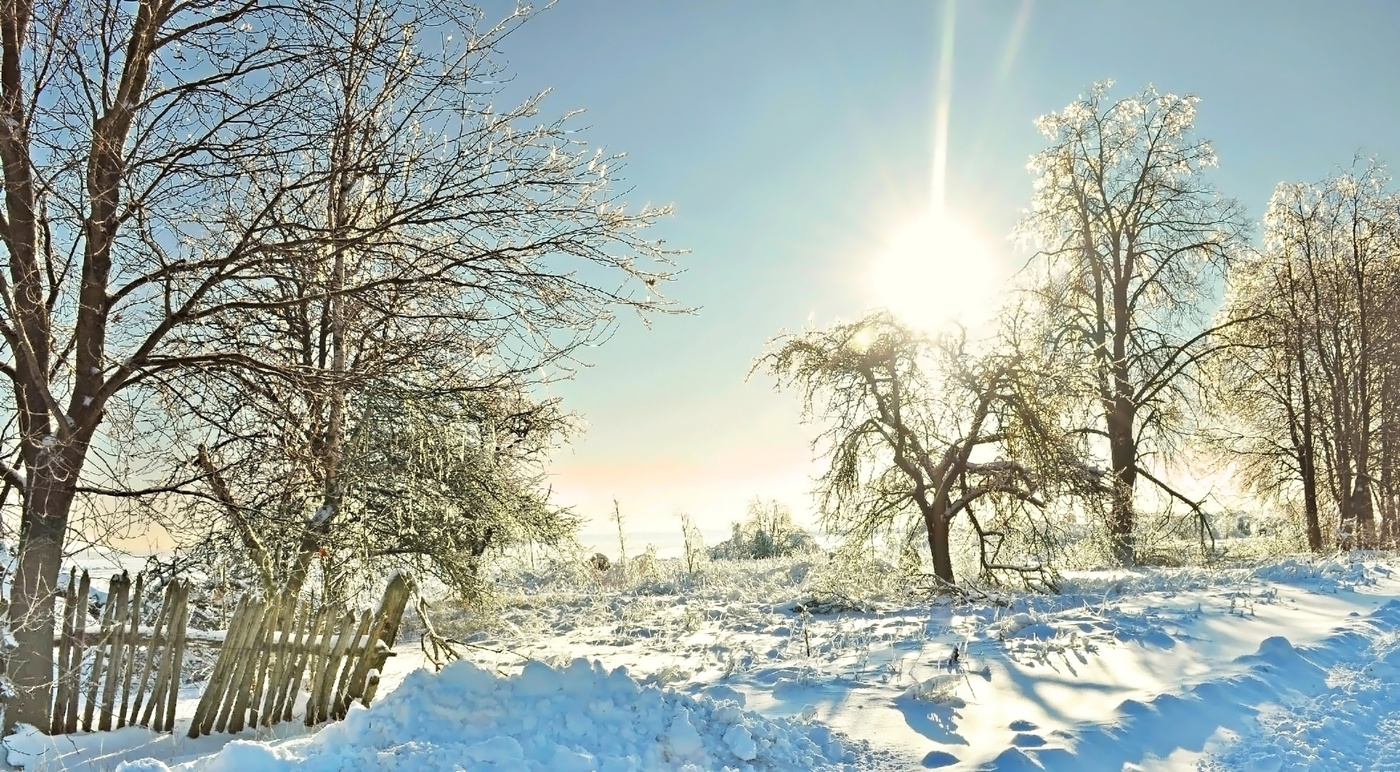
81, 574, 120, 731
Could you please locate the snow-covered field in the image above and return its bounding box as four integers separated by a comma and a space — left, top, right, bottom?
7, 552, 1400, 770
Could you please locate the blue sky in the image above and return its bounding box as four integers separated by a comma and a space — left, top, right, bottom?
489, 0, 1400, 539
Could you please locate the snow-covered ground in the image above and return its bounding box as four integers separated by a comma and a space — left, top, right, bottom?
6, 552, 1400, 770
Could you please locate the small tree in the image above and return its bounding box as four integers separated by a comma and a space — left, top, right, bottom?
190, 382, 576, 603
761, 312, 1062, 588
147, 0, 677, 601
709, 498, 814, 560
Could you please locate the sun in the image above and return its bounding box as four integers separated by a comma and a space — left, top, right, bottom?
868, 211, 1001, 332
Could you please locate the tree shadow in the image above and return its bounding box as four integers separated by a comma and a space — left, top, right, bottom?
894, 695, 968, 746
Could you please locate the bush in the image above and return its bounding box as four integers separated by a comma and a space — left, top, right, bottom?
709, 499, 817, 560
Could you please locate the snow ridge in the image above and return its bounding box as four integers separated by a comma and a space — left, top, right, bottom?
119, 657, 889, 771
984, 600, 1400, 770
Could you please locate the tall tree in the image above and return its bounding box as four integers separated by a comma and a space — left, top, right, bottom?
1209, 252, 1325, 551
1217, 162, 1400, 549
0, 0, 675, 729
1016, 82, 1248, 564
156, 0, 675, 602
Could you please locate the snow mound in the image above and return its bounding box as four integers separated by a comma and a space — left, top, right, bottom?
119, 658, 871, 772
1250, 556, 1388, 592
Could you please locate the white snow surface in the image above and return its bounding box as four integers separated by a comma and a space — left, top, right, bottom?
9, 551, 1400, 771
87, 657, 875, 771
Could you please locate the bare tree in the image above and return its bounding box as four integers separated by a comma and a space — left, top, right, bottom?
761, 312, 1062, 589
1216, 162, 1400, 549
1016, 82, 1248, 564
0, 0, 675, 729
152, 0, 676, 603
1209, 254, 1325, 551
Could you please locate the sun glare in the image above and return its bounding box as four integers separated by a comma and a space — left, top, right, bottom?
868, 212, 1001, 332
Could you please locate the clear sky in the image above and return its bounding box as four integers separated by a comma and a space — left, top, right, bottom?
487, 0, 1400, 542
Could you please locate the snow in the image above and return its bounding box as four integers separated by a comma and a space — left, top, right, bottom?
85, 658, 882, 771
9, 552, 1400, 771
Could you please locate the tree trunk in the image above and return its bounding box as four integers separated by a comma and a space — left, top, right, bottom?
1351, 473, 1376, 549
923, 495, 954, 586
1107, 399, 1137, 565
7, 455, 82, 733
1299, 448, 1323, 553
1298, 358, 1324, 553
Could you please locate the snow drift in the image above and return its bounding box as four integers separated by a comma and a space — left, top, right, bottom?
116, 658, 873, 772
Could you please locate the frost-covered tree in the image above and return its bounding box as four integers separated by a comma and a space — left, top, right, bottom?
0, 0, 676, 728
1016, 82, 1248, 564
190, 383, 576, 603
761, 312, 1068, 588
1215, 161, 1400, 549
709, 498, 814, 560
136, 0, 677, 602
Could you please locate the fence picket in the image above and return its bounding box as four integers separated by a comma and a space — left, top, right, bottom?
342, 574, 411, 708
309, 611, 357, 725
98, 571, 130, 731
214, 598, 266, 733
190, 595, 252, 738
247, 593, 290, 728
132, 581, 177, 727
263, 594, 303, 728
163, 583, 190, 733
299, 607, 337, 725
360, 575, 413, 707
271, 600, 316, 724
117, 573, 144, 728
146, 582, 189, 730
228, 597, 280, 733
331, 610, 373, 720
81, 575, 120, 731
49, 568, 77, 735
62, 570, 92, 733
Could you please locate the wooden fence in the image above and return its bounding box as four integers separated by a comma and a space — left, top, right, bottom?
187, 573, 412, 737
48, 570, 412, 738
50, 569, 189, 734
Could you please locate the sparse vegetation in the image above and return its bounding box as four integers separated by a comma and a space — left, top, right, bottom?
709, 499, 818, 561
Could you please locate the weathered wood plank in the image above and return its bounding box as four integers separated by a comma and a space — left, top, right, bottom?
271, 600, 316, 725
308, 611, 356, 725
117, 573, 145, 729
82, 574, 120, 732
301, 607, 342, 726
215, 598, 268, 733
352, 574, 414, 707
98, 571, 130, 731
246, 593, 289, 728
331, 610, 373, 720
227, 596, 280, 733
147, 582, 189, 731
131, 579, 177, 727
64, 570, 92, 733
163, 583, 190, 733
259, 595, 299, 726
50, 568, 78, 735
189, 595, 252, 738
290, 606, 330, 724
